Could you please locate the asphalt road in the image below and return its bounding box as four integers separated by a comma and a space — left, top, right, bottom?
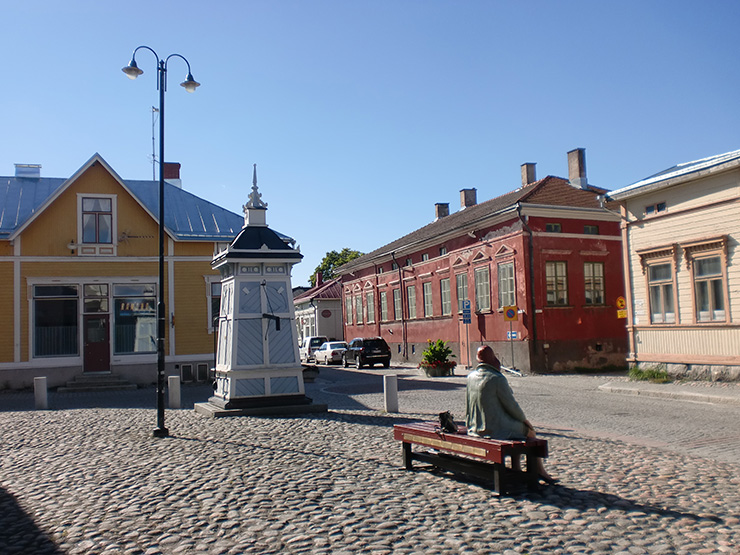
309, 364, 740, 465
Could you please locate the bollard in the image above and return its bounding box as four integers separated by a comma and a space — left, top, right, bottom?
384, 374, 398, 413
34, 376, 48, 410
168, 375, 181, 409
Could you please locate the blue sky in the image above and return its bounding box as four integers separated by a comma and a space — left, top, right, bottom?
3, 1, 739, 286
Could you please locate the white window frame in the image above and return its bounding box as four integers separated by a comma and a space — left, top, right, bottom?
474, 266, 490, 312
366, 291, 375, 323
76, 194, 118, 256
440, 278, 451, 316
407, 285, 417, 319
423, 282, 433, 317
583, 262, 605, 306
497, 262, 515, 308
545, 261, 568, 306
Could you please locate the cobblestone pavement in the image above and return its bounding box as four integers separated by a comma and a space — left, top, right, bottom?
2, 369, 739, 554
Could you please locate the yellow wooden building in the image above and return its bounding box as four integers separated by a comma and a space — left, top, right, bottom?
0, 154, 252, 389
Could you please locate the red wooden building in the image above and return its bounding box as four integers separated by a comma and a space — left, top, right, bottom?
336, 149, 628, 373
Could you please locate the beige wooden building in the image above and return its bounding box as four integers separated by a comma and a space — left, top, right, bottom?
0, 154, 256, 389
607, 149, 740, 380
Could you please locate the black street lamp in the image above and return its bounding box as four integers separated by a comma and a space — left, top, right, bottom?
122, 46, 200, 438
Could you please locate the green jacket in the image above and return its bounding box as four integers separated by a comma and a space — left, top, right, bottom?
465, 363, 528, 440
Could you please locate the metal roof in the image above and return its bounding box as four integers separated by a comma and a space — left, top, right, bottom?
608, 148, 740, 200
0, 171, 293, 243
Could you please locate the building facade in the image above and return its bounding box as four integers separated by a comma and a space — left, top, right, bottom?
607, 149, 740, 380
337, 149, 628, 373
0, 154, 252, 389
293, 275, 344, 345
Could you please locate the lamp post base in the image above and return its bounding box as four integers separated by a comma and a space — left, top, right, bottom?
152, 426, 169, 438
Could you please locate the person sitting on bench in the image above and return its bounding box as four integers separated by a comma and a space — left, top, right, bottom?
466, 345, 556, 484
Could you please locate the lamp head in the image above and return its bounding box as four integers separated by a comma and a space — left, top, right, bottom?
122, 59, 144, 80
180, 72, 201, 93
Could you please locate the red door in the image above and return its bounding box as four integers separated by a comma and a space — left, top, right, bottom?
84, 314, 110, 373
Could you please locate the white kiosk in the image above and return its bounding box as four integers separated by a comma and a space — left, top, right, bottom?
195, 167, 327, 417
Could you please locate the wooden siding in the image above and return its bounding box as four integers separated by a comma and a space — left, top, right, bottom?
627, 199, 739, 326
624, 169, 739, 221
173, 260, 220, 355
635, 326, 740, 361
0, 261, 13, 361
20, 163, 160, 257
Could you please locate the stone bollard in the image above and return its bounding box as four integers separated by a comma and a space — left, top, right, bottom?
384, 374, 398, 413
34, 377, 48, 410
168, 375, 181, 409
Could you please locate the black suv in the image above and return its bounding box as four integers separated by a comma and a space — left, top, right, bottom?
343, 337, 391, 369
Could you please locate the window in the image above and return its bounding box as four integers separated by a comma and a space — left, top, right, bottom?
648, 263, 675, 323
645, 202, 667, 216
208, 281, 222, 330
456, 273, 468, 313
584, 225, 599, 235
345, 294, 353, 325
440, 278, 451, 316
584, 262, 605, 305
391, 262, 398, 270
366, 291, 375, 323
34, 285, 79, 357
407, 285, 417, 319
380, 291, 388, 322
393, 289, 402, 320
355, 295, 363, 324
439, 246, 447, 256
113, 284, 156, 354
474, 266, 491, 312
694, 256, 725, 322
423, 282, 433, 317
498, 262, 515, 308
545, 223, 561, 233
422, 253, 429, 262
406, 258, 413, 267
82, 197, 113, 243
84, 284, 109, 313
378, 266, 383, 274
546, 262, 568, 305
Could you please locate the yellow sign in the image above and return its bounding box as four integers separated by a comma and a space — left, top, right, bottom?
617, 309, 627, 319
616, 296, 626, 310
503, 306, 518, 321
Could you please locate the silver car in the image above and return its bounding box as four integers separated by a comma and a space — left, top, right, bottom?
313, 341, 348, 365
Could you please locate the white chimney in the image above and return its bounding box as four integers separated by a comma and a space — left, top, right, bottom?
521, 163, 536, 187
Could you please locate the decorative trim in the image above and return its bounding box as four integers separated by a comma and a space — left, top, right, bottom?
681, 235, 728, 270
636, 243, 677, 275
494, 245, 516, 258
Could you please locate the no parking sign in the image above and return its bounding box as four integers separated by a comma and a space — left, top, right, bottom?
503, 306, 518, 321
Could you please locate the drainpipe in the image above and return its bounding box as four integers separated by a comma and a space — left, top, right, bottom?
391, 252, 408, 360
516, 204, 538, 363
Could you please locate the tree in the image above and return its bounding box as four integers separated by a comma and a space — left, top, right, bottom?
309, 248, 363, 287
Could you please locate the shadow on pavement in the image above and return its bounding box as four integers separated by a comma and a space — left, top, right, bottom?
0, 487, 62, 554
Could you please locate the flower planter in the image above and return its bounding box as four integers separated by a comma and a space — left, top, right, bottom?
419, 362, 456, 377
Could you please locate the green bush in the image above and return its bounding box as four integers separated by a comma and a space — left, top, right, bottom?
628, 365, 672, 383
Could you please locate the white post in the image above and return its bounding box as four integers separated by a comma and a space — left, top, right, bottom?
384, 374, 398, 413
168, 375, 181, 409
34, 377, 48, 410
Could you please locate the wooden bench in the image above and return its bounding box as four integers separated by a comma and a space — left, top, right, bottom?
393, 422, 548, 495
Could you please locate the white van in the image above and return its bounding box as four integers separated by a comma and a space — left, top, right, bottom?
300, 336, 328, 363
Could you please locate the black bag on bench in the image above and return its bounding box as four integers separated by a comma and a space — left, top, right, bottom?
438, 411, 459, 434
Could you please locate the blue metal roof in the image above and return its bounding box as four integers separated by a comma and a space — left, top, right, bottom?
0, 172, 292, 243
609, 148, 740, 200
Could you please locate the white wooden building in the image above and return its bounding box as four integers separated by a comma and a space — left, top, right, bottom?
607, 149, 740, 380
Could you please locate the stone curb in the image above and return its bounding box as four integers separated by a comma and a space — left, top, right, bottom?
599, 381, 740, 406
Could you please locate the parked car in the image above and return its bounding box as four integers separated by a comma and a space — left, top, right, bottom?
343, 337, 391, 369
299, 336, 328, 363
314, 341, 348, 365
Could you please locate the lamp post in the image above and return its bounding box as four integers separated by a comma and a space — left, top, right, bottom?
122, 46, 200, 438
